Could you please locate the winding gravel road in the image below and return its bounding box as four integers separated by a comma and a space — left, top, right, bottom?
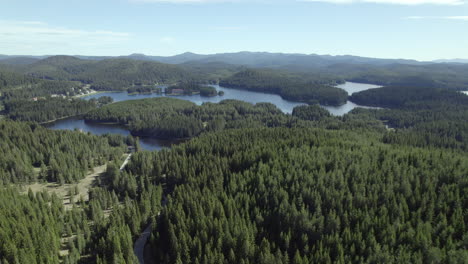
118, 153, 151, 263
134, 223, 152, 264
120, 154, 132, 171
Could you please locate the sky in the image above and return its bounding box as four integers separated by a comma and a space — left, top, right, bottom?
0, 0, 467, 60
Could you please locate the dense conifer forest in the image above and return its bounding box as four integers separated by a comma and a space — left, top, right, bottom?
165, 83, 218, 96
3, 56, 200, 90
4, 98, 97, 122
84, 97, 297, 139
0, 120, 159, 264
124, 128, 468, 264
348, 86, 468, 150
219, 69, 348, 105
0, 120, 128, 184
0, 54, 468, 264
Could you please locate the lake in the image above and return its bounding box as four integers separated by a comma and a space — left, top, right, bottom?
85, 85, 305, 114
45, 118, 179, 151
321, 82, 382, 116
46, 82, 382, 150
84, 83, 381, 115
336, 82, 382, 94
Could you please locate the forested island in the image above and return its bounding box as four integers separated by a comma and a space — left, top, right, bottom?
349, 86, 468, 150
127, 86, 162, 95
1, 52, 468, 264
220, 69, 348, 106
165, 83, 219, 96
84, 97, 293, 139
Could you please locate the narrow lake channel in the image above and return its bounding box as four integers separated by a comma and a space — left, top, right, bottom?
46, 82, 382, 150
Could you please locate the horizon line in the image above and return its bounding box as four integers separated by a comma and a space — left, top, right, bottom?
1, 51, 467, 63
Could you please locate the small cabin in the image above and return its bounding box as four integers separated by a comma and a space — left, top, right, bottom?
171, 88, 184, 95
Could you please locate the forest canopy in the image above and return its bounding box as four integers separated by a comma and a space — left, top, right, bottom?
0, 120, 128, 184
220, 69, 348, 106
124, 127, 468, 264
1, 53, 468, 264
84, 97, 297, 139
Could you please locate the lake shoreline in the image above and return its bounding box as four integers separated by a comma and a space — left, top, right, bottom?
46, 82, 383, 150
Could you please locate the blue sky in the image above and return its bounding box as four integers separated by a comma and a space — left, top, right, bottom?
0, 0, 467, 60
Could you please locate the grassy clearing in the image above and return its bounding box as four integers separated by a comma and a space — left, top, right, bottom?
22, 164, 107, 210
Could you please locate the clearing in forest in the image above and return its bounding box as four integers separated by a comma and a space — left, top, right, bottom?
23, 164, 107, 209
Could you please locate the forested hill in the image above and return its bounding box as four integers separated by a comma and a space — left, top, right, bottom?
0, 120, 128, 184
125, 127, 468, 264
0, 69, 40, 89
0, 69, 99, 122
332, 63, 468, 90
130, 52, 468, 90
1, 52, 468, 264
84, 97, 295, 139
220, 69, 348, 106
114, 51, 427, 66
4, 52, 468, 90
0, 68, 82, 100
348, 86, 468, 150
349, 86, 468, 108
0, 120, 154, 264
5, 56, 201, 90
0, 56, 203, 123
75, 58, 200, 90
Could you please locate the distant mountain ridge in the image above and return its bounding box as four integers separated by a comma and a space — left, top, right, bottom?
2, 52, 467, 67
0, 57, 41, 65
0, 55, 200, 90
433, 59, 468, 64
2, 53, 468, 91
120, 52, 429, 67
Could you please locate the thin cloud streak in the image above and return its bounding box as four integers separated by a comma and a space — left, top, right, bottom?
444, 16, 468, 20
0, 20, 131, 55
406, 16, 468, 20
130, 0, 465, 4
0, 20, 130, 38
301, 0, 465, 5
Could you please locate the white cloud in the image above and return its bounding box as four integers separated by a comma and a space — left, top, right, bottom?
301, 0, 464, 5
0, 20, 130, 55
130, 0, 465, 4
444, 16, 468, 20
0, 20, 130, 38
405, 16, 426, 19
405, 15, 468, 20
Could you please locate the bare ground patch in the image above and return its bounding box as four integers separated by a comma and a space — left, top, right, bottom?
22, 164, 107, 209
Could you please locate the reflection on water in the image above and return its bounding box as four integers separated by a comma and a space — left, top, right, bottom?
322, 82, 383, 116
336, 82, 382, 95
45, 118, 180, 151
84, 85, 305, 114
84, 82, 382, 116
47, 82, 384, 151
321, 101, 381, 116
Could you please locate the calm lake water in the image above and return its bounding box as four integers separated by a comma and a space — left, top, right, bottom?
336, 82, 382, 94
45, 118, 179, 151
85, 85, 305, 114
46, 82, 382, 150
321, 82, 382, 116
